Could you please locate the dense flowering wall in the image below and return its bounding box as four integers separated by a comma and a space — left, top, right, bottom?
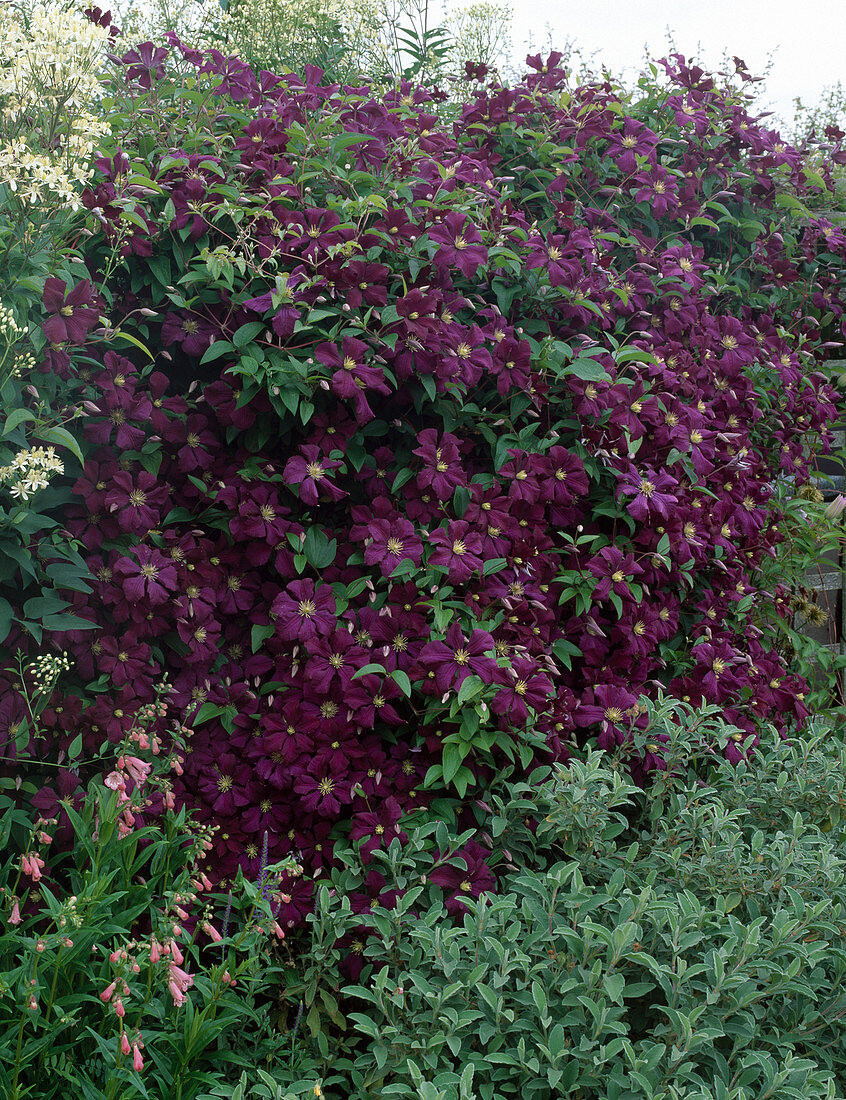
10, 36, 846, 926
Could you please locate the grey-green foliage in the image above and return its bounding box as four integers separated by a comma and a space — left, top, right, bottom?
277, 702, 846, 1099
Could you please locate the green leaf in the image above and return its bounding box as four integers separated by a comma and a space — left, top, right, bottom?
2, 408, 36, 436
199, 340, 235, 365
233, 322, 265, 348
36, 426, 84, 465
192, 701, 226, 726
303, 527, 337, 569
251, 623, 275, 653
352, 663, 387, 679
456, 674, 483, 706
391, 669, 412, 697
0, 598, 12, 642
531, 980, 548, 1018
441, 741, 468, 785
110, 329, 154, 361
41, 613, 98, 632
566, 356, 611, 382
421, 374, 437, 402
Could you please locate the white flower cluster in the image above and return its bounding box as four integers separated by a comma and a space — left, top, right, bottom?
30, 650, 73, 692
0, 2, 109, 110
0, 445, 65, 501
0, 2, 110, 207
0, 303, 22, 339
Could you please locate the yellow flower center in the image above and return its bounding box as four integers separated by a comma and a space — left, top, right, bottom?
452, 540, 467, 555
306, 462, 324, 480
298, 599, 316, 619
454, 648, 470, 665
387, 536, 404, 555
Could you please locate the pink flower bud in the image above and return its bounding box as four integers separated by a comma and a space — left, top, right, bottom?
132, 1042, 144, 1071
100, 980, 117, 1003
202, 921, 222, 943
121, 1033, 132, 1056
114, 997, 125, 1018
8, 900, 21, 926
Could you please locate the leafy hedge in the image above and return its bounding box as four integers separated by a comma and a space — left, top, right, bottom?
4, 28, 846, 931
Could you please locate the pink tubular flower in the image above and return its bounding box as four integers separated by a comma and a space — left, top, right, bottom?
132, 1040, 145, 1072
167, 962, 193, 1006
119, 755, 152, 787
202, 921, 222, 943
121, 1032, 132, 1056
8, 900, 21, 926
21, 853, 44, 882
100, 980, 117, 1003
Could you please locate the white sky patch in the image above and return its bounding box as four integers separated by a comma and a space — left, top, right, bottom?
501, 0, 846, 128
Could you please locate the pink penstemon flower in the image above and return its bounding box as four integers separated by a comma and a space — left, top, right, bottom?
167, 962, 194, 1007
21, 853, 45, 882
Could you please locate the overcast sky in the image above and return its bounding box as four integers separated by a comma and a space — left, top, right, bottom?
501, 0, 846, 130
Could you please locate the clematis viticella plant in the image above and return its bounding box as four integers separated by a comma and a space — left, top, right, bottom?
9, 23, 846, 941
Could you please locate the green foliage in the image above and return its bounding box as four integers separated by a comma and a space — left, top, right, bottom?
0, 693, 294, 1100
274, 702, 846, 1099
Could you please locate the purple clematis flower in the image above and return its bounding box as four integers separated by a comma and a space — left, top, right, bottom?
271, 579, 336, 643
428, 212, 488, 277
